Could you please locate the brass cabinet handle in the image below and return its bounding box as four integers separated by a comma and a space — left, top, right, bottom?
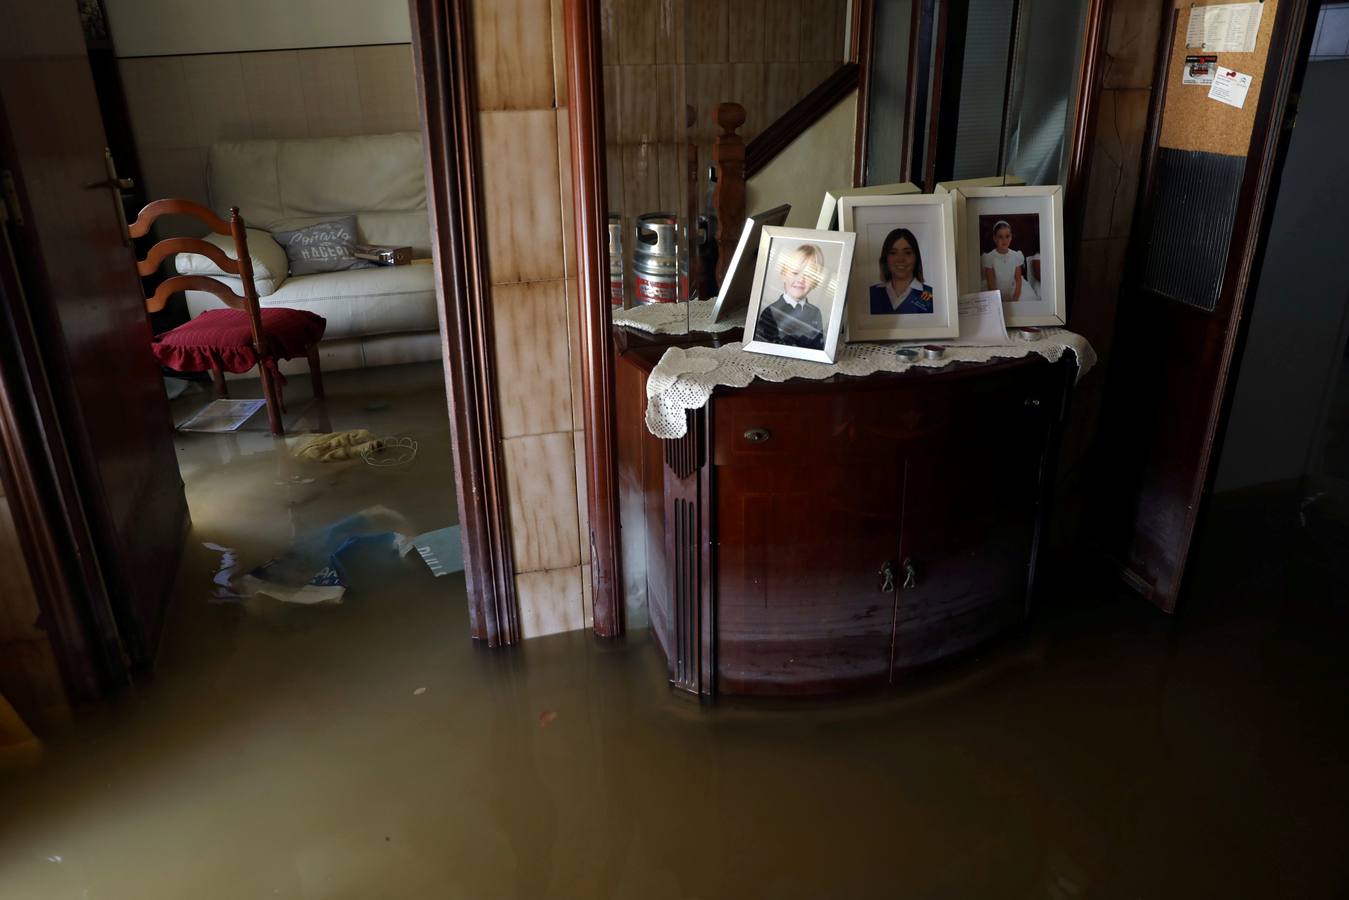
901, 558, 917, 590
1024, 396, 1042, 407
743, 427, 771, 443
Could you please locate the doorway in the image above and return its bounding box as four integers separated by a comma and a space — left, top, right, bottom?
1208, 23, 1349, 583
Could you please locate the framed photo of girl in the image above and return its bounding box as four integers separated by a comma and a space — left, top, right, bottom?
742, 226, 856, 364
953, 185, 1066, 327
838, 192, 959, 342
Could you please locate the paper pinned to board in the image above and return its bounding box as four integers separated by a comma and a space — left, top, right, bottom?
1183, 54, 1219, 85
1185, 2, 1263, 53
1208, 67, 1254, 109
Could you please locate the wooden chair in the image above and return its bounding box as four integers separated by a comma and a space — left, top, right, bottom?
132, 199, 326, 436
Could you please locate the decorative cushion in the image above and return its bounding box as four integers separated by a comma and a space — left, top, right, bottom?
152, 308, 327, 375
174, 228, 289, 296
271, 216, 375, 276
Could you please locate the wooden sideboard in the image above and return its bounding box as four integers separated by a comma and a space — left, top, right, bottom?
615, 335, 1076, 697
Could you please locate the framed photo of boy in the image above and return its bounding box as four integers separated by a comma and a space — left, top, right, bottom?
838, 192, 959, 341
954, 185, 1066, 327
742, 226, 856, 364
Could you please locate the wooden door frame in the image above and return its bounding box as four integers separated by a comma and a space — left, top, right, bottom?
409, 0, 519, 646
0, 134, 129, 700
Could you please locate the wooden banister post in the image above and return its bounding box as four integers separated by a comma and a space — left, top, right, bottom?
712, 102, 746, 285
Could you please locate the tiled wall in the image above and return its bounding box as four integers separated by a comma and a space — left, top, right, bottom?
474, 0, 592, 638
602, 0, 849, 295
118, 44, 420, 218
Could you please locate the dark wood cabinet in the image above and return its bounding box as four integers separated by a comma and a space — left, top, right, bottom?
615, 339, 1074, 697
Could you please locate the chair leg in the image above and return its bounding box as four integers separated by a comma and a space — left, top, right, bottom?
211, 362, 229, 398
260, 365, 284, 437
307, 345, 325, 400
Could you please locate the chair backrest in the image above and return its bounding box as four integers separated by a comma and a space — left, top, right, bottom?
132, 199, 267, 353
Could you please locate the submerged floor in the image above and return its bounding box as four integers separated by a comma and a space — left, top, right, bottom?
3, 367, 1349, 898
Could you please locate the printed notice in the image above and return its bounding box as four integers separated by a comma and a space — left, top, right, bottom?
1208, 67, 1253, 108
950, 291, 1010, 345
1185, 2, 1263, 53
1183, 54, 1219, 85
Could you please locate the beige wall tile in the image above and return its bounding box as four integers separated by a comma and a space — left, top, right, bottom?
503, 432, 581, 572
617, 65, 660, 143
475, 0, 555, 111
557, 108, 577, 277
564, 278, 585, 430
656, 142, 682, 218
480, 109, 566, 284
241, 51, 309, 139
763, 0, 803, 62
764, 61, 802, 122
551, 0, 568, 107
605, 142, 625, 220
356, 44, 419, 133
119, 56, 191, 150
656, 0, 686, 66
181, 54, 251, 145
799, 0, 843, 61
728, 0, 766, 62
492, 280, 574, 439
688, 0, 729, 63
687, 63, 731, 141
574, 429, 590, 563
298, 47, 365, 137
617, 0, 660, 64
581, 562, 594, 628
600, 0, 621, 64
731, 63, 767, 135
620, 143, 662, 225
516, 566, 584, 638
654, 64, 682, 142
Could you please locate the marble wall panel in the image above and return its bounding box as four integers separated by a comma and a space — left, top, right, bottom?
492, 281, 574, 439
475, 0, 556, 110
504, 432, 582, 573
479, 109, 566, 284
517, 567, 585, 638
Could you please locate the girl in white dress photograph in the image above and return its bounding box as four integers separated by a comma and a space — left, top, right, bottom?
979, 216, 1040, 304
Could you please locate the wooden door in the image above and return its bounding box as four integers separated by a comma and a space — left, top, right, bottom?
1091, 0, 1317, 612
714, 393, 906, 695
0, 5, 188, 666
892, 363, 1059, 674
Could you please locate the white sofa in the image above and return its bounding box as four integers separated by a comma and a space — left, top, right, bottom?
180, 132, 440, 374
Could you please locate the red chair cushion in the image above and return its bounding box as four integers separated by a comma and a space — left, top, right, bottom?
152, 308, 326, 374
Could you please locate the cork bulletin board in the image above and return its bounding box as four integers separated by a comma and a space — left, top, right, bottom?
1158, 0, 1280, 154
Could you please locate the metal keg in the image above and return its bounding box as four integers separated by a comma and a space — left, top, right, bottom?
633, 212, 679, 304
607, 214, 623, 309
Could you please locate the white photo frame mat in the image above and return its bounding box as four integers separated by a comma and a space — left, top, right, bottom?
741, 226, 857, 364
954, 185, 1066, 327
838, 192, 960, 341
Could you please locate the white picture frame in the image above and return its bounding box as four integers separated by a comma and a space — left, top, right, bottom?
815, 181, 920, 231
742, 226, 856, 364
838, 192, 959, 342
953, 185, 1066, 327
711, 203, 791, 323
932, 175, 1026, 194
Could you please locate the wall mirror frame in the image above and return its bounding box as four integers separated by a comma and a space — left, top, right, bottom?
564, 0, 1108, 638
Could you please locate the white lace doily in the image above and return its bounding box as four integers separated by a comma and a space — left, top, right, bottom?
645, 329, 1097, 438
611, 298, 744, 335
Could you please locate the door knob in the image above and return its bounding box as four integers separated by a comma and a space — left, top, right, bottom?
743, 427, 771, 443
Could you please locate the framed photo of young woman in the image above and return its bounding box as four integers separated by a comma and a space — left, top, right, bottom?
838, 193, 959, 342
953, 185, 1066, 327
742, 226, 856, 364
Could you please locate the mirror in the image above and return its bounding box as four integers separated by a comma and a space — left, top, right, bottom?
864, 0, 1094, 189
600, 0, 856, 327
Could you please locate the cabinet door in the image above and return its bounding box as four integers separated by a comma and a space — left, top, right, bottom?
892, 374, 1054, 674
717, 460, 903, 695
